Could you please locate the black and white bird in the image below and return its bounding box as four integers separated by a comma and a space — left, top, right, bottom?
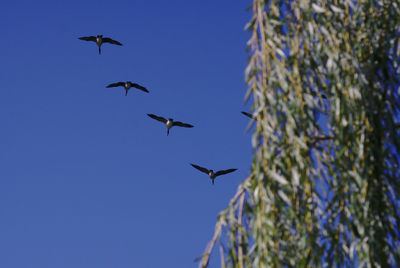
147, 114, 193, 136
106, 81, 149, 96
78, 35, 122, 54
190, 164, 237, 185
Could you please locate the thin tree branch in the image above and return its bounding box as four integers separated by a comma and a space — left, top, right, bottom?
219, 242, 226, 268
308, 135, 333, 147
198, 221, 222, 268
237, 192, 246, 268
196, 180, 249, 268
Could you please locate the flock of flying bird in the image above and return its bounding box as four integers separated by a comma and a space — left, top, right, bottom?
78, 34, 254, 185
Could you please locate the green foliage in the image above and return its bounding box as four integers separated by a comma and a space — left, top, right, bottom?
198, 1, 400, 267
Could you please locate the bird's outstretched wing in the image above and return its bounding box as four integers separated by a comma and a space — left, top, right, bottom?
78, 36, 97, 42
241, 111, 256, 120
147, 114, 167, 123
102, 38, 123, 46
173, 121, 194, 128
131, 83, 149, 93
106, 82, 124, 88
215, 169, 237, 177
190, 164, 209, 175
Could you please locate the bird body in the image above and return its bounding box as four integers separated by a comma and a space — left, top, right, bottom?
147, 114, 193, 136
106, 81, 149, 96
190, 164, 237, 184
96, 35, 102, 44
166, 119, 174, 135
208, 170, 216, 179
78, 35, 122, 54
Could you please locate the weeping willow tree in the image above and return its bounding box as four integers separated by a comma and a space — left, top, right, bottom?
198, 1, 400, 267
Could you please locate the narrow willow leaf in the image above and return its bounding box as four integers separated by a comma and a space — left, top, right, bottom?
330, 4, 343, 13
269, 170, 288, 185
312, 3, 325, 13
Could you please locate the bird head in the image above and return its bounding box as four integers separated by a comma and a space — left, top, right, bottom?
168, 118, 174, 122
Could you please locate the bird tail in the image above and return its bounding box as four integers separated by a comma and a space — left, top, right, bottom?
167, 129, 169, 136
98, 47, 101, 54
125, 89, 128, 96
212, 179, 215, 185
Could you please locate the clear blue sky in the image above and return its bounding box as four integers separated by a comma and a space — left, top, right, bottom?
0, 0, 252, 267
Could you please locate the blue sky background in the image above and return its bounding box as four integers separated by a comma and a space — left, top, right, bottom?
0, 1, 251, 267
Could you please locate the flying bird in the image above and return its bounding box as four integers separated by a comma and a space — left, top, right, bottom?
106, 81, 149, 96
147, 114, 193, 136
78, 35, 122, 54
190, 164, 237, 185
241, 111, 257, 120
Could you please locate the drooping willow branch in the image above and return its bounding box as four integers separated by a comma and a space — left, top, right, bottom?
195, 177, 250, 268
